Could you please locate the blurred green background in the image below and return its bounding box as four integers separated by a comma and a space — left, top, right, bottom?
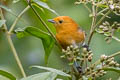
0, 0, 120, 80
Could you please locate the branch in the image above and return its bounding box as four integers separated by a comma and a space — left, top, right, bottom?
88, 10, 111, 45
8, 5, 30, 34
88, 0, 97, 45
0, 8, 26, 77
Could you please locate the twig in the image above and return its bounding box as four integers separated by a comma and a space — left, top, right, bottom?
92, 51, 120, 68
8, 5, 30, 34
90, 1, 96, 33
108, 51, 120, 58
0, 8, 26, 77
83, 4, 92, 13
88, 0, 97, 45
88, 10, 111, 45
96, 30, 120, 42
97, 8, 109, 16
95, 10, 111, 27
112, 36, 120, 42
27, 1, 61, 49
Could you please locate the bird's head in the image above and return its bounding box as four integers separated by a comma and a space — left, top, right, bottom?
48, 16, 78, 33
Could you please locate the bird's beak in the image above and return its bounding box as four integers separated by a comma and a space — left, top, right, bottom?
48, 19, 56, 24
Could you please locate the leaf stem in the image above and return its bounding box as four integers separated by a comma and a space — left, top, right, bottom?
0, 8, 26, 77
8, 5, 30, 34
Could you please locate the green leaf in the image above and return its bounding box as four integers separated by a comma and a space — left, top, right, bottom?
13, 0, 20, 3
118, 77, 120, 80
0, 4, 12, 13
14, 28, 29, 39
0, 70, 16, 80
20, 72, 57, 80
97, 4, 108, 8
56, 79, 63, 80
82, 76, 88, 80
0, 4, 19, 18
41, 0, 47, 2
0, 20, 6, 28
14, 27, 55, 64
31, 66, 71, 77
25, 27, 50, 39
82, 76, 92, 80
32, 0, 59, 15
103, 67, 120, 74
0, 75, 9, 80
25, 27, 55, 64
32, 3, 45, 13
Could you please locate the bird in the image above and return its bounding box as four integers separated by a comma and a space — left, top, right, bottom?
48, 16, 88, 73
48, 16, 86, 49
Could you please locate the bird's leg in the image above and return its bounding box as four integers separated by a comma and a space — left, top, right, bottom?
82, 42, 90, 51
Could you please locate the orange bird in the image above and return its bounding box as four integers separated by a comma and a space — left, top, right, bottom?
48, 16, 85, 49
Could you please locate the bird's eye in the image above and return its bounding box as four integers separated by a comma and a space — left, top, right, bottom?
59, 20, 63, 24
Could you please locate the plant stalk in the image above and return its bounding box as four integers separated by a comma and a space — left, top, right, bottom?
8, 5, 30, 34
88, 0, 97, 46
0, 8, 26, 78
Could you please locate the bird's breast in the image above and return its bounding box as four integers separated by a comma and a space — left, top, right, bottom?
56, 30, 85, 49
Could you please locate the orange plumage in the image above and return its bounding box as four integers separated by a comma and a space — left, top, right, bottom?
48, 16, 85, 49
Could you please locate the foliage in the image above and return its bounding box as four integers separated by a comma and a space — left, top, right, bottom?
61, 46, 120, 79
15, 27, 55, 64
0, 4, 12, 13
20, 66, 70, 80
13, 0, 20, 3
0, 70, 16, 80
0, 20, 6, 28
0, 0, 120, 80
20, 72, 57, 80
32, 0, 59, 15
31, 66, 70, 77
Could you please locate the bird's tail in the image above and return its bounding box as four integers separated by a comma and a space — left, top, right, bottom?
74, 61, 82, 73
73, 43, 90, 73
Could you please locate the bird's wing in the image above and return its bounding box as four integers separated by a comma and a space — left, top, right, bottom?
78, 26, 87, 36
